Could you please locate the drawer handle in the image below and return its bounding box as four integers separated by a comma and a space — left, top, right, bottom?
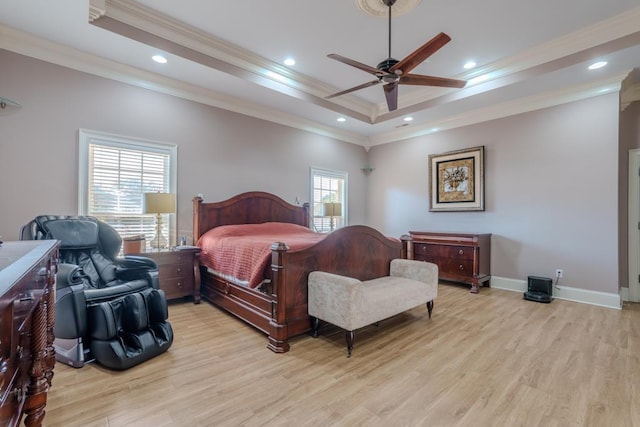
459, 264, 465, 271
177, 282, 182, 288
0, 359, 8, 374
177, 268, 182, 273
421, 246, 428, 252
458, 249, 464, 255
19, 292, 35, 302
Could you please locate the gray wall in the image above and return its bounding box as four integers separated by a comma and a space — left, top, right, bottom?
0, 50, 369, 241
367, 94, 619, 294
0, 49, 626, 295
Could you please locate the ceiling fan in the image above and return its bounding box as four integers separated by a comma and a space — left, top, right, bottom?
325, 0, 466, 112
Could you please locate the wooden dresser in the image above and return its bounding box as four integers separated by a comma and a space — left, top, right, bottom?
0, 240, 59, 427
402, 231, 491, 293
138, 247, 201, 303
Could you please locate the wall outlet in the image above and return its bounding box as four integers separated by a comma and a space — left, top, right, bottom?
555, 269, 563, 279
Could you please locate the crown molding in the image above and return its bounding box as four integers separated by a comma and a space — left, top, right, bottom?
0, 19, 630, 149
0, 24, 367, 146
380, 5, 640, 116
365, 74, 626, 148
95, 1, 640, 127
98, 0, 374, 119
621, 68, 640, 111
88, 1, 106, 23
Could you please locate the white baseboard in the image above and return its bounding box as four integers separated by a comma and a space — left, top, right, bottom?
490, 276, 622, 310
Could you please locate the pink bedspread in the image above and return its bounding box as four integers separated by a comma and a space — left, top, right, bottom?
197, 222, 325, 289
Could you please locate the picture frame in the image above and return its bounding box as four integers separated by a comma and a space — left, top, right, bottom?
429, 145, 484, 212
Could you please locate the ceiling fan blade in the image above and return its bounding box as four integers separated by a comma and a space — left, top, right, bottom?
399, 74, 467, 88
389, 32, 452, 76
327, 54, 382, 75
326, 80, 381, 99
383, 82, 398, 111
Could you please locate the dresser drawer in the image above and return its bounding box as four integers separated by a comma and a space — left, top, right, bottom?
436, 258, 475, 277
413, 243, 474, 261
146, 252, 192, 266
159, 277, 193, 299
156, 261, 191, 280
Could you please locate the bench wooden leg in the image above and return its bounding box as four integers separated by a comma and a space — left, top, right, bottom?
426, 300, 434, 318
311, 317, 320, 338
346, 331, 355, 358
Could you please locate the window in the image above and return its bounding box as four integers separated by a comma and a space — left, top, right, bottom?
310, 168, 347, 233
79, 129, 177, 249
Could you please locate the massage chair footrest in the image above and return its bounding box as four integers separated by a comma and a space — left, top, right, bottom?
88, 288, 173, 370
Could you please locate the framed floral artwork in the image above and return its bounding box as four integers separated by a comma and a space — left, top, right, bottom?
429, 145, 484, 212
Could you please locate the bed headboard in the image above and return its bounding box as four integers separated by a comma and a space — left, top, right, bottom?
193, 191, 311, 242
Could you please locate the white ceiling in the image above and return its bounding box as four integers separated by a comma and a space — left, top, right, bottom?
1, 0, 639, 148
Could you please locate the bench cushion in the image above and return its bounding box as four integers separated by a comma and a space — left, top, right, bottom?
308, 260, 438, 332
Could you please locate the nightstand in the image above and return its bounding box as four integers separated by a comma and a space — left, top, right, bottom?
137, 247, 202, 303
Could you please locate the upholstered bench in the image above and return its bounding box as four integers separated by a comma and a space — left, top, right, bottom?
308, 259, 438, 357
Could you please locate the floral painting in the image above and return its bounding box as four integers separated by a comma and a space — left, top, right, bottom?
429, 146, 484, 211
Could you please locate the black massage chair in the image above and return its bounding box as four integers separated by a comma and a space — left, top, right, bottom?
20, 215, 173, 370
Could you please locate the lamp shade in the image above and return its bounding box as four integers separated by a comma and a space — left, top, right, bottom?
144, 192, 176, 214
322, 202, 342, 217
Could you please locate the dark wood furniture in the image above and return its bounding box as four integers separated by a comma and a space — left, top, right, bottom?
402, 231, 491, 293
193, 192, 402, 353
0, 240, 59, 427
136, 248, 201, 303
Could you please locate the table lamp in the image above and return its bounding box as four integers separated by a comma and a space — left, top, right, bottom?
322, 202, 342, 232
144, 192, 176, 250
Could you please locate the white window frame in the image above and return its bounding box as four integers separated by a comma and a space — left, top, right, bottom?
310, 167, 348, 233
78, 128, 178, 248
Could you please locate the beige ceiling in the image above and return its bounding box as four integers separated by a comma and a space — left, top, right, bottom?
1, 0, 640, 148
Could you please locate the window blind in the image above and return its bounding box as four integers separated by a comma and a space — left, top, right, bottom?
311, 168, 347, 233
79, 129, 176, 250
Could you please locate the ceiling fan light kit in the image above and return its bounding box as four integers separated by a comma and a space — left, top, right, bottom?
329, 0, 466, 111
356, 0, 421, 17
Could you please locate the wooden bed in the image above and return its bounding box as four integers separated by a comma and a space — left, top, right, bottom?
192, 191, 402, 353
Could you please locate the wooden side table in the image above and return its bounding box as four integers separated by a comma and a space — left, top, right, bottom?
135, 247, 201, 303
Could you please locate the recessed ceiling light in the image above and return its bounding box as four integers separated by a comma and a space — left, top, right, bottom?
404, 117, 413, 122
463, 61, 476, 70
284, 58, 296, 66
337, 117, 346, 122
152, 55, 167, 64
588, 61, 607, 70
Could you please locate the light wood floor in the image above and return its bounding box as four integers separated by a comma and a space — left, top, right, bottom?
43, 284, 640, 427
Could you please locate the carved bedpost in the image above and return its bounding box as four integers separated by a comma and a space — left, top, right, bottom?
268, 242, 290, 353
401, 234, 413, 260
192, 196, 203, 244
302, 202, 311, 228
